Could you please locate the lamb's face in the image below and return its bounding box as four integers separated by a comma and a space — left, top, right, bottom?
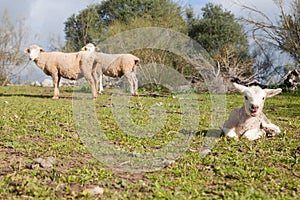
82, 43, 96, 52
24, 45, 44, 61
233, 83, 282, 117
243, 87, 266, 117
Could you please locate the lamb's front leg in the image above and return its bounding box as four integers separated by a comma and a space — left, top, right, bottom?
261, 121, 281, 137
223, 128, 238, 139
243, 128, 266, 141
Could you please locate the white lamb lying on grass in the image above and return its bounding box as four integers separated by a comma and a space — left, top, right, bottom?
222, 83, 282, 140
82, 43, 140, 95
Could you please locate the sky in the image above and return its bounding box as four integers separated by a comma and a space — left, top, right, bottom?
0, 0, 290, 82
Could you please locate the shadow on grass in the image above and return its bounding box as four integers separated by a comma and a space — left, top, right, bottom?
0, 93, 73, 99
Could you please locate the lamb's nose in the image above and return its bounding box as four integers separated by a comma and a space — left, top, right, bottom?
251, 104, 259, 110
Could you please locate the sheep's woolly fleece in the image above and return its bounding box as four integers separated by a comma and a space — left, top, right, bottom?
82, 43, 140, 95
24, 44, 98, 99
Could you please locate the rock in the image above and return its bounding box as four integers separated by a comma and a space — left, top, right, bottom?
41, 79, 53, 87
40, 79, 76, 87
35, 157, 55, 168
84, 186, 104, 196
282, 69, 300, 91
30, 81, 41, 86
60, 79, 76, 86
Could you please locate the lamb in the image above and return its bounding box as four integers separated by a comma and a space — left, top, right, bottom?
81, 43, 140, 95
24, 44, 98, 99
222, 83, 282, 140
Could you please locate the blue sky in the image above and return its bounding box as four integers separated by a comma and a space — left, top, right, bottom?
0, 0, 288, 82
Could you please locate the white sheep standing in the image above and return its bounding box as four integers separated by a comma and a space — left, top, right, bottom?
82, 43, 140, 95
222, 83, 282, 140
24, 44, 98, 99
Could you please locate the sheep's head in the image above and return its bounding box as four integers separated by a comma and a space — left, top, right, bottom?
24, 44, 45, 61
233, 83, 282, 117
81, 43, 96, 52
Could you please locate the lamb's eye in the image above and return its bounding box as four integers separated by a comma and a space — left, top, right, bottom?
244, 96, 248, 100
262, 97, 265, 100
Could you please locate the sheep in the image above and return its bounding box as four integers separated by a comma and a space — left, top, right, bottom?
24, 44, 99, 99
222, 83, 282, 140
82, 43, 140, 95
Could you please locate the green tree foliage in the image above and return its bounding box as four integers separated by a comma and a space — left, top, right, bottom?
64, 0, 187, 52
187, 3, 254, 85
64, 4, 103, 52
188, 3, 249, 57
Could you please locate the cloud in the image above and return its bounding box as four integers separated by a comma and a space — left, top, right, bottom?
0, 0, 36, 21
27, 0, 95, 47
208, 0, 280, 18
0, 0, 97, 48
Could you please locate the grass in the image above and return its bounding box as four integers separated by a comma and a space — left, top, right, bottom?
0, 85, 299, 199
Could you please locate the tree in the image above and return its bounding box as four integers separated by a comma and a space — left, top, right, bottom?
0, 11, 28, 86
187, 3, 254, 88
242, 0, 300, 77
277, 0, 300, 63
188, 3, 249, 55
64, 4, 103, 52
64, 0, 187, 52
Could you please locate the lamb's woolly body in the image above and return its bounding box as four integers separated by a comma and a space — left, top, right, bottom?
222, 83, 281, 140
223, 106, 274, 137
223, 106, 261, 135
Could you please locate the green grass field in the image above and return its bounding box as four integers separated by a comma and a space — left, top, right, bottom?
0, 86, 299, 199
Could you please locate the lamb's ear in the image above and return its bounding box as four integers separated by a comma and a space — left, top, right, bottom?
265, 88, 282, 97
24, 48, 30, 53
233, 83, 247, 93
40, 48, 45, 53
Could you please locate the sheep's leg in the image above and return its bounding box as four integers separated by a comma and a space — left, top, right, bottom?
92, 70, 99, 95
81, 57, 97, 99
99, 74, 104, 94
85, 75, 97, 99
125, 72, 135, 95
132, 72, 138, 96
90, 76, 98, 99
82, 67, 97, 99
223, 128, 238, 139
52, 75, 60, 99
243, 128, 266, 141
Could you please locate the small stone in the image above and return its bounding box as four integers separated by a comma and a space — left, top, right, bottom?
35, 157, 55, 168
199, 147, 211, 155
84, 186, 104, 195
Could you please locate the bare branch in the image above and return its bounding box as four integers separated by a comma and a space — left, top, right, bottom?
241, 0, 300, 64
